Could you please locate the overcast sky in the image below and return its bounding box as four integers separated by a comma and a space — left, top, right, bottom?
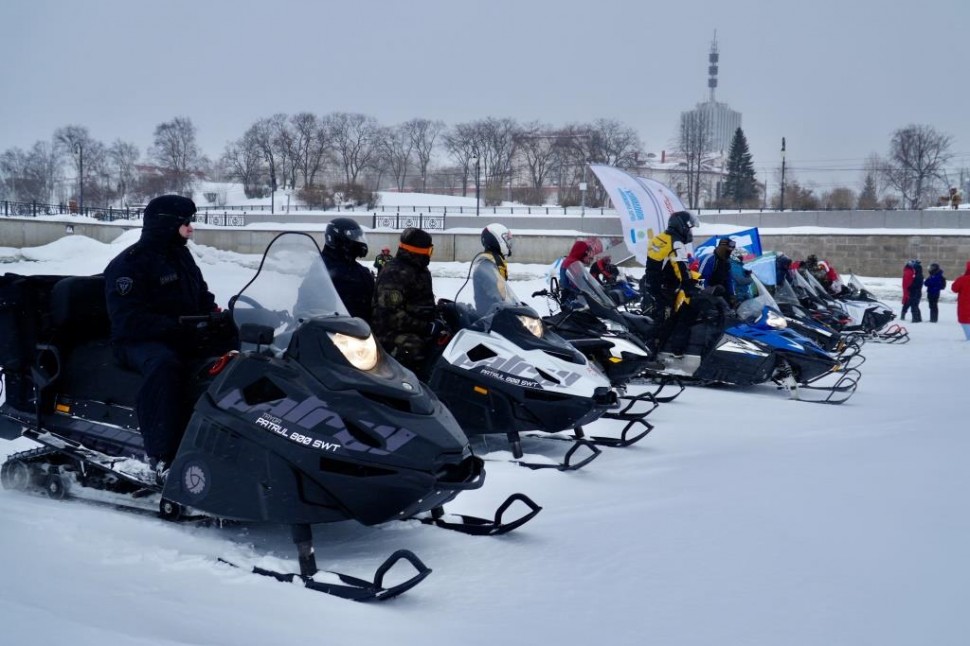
2, 0, 968, 193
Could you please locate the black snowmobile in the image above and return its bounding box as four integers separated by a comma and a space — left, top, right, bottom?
543, 262, 687, 404
769, 277, 866, 368
0, 232, 538, 601
427, 254, 622, 471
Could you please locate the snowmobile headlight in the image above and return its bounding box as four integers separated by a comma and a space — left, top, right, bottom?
329, 332, 379, 371
765, 310, 788, 329
518, 315, 544, 338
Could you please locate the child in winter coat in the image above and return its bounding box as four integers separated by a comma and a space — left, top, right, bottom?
951, 260, 970, 341
923, 263, 947, 323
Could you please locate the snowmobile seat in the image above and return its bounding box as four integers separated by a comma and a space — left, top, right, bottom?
48, 275, 141, 407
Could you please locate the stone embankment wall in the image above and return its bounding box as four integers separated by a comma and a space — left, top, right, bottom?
2, 217, 969, 278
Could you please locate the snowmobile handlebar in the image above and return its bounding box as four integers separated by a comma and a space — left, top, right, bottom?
178, 311, 232, 327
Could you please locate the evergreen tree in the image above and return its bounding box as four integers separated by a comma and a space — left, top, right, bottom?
857, 173, 878, 209
722, 127, 758, 207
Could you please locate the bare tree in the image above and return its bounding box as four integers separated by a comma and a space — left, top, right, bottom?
405, 118, 444, 192
221, 133, 266, 198
677, 110, 713, 209
443, 122, 479, 197
0, 142, 58, 203
515, 122, 558, 198
324, 112, 381, 187
290, 112, 329, 188
150, 116, 203, 194
376, 124, 416, 191
272, 118, 298, 190
108, 140, 139, 206
53, 125, 98, 203
243, 114, 292, 198
466, 117, 520, 204
587, 119, 642, 169
821, 187, 856, 210
883, 124, 952, 209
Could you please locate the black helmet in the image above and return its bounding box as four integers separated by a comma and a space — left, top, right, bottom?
666, 210, 697, 244
481, 223, 512, 257
324, 217, 368, 259
806, 254, 818, 266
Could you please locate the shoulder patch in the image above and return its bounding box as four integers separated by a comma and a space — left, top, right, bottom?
115, 277, 134, 296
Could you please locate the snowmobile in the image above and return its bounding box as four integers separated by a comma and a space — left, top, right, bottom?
0, 232, 539, 602
544, 263, 688, 403
553, 263, 860, 404
532, 292, 660, 444
427, 254, 622, 471
768, 278, 866, 366
694, 275, 861, 403
839, 274, 908, 343
793, 269, 903, 343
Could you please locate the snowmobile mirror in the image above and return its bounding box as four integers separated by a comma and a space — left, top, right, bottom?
240, 323, 275, 346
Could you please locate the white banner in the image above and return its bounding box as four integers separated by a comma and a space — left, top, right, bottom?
589, 164, 684, 264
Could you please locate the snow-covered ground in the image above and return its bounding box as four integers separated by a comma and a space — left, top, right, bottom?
0, 234, 967, 646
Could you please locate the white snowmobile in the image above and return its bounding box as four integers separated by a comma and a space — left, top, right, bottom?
428, 253, 625, 471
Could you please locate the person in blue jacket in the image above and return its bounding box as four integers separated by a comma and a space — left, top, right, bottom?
104, 195, 236, 477
923, 262, 947, 323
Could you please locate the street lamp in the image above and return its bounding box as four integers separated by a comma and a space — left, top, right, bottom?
472, 155, 481, 216
779, 137, 786, 212
73, 142, 84, 215
580, 158, 590, 216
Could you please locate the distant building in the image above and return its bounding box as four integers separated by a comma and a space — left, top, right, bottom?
679, 33, 742, 156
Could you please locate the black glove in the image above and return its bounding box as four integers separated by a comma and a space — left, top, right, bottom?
428, 318, 452, 345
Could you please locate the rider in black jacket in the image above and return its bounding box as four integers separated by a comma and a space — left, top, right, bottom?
321, 217, 375, 323
104, 195, 235, 474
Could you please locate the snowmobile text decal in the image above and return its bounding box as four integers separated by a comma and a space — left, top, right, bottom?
254, 412, 341, 452
453, 352, 582, 388
216, 389, 417, 455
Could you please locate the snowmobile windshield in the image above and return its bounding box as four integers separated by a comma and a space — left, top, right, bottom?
773, 278, 802, 306
844, 274, 868, 295
800, 269, 832, 299
458, 253, 520, 318
231, 232, 350, 350
736, 272, 782, 321
793, 268, 825, 299
564, 261, 617, 310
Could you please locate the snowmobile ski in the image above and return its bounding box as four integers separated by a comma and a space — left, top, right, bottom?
872, 323, 909, 343
474, 435, 602, 471
774, 362, 860, 405
219, 524, 431, 602
414, 492, 543, 536
629, 375, 687, 403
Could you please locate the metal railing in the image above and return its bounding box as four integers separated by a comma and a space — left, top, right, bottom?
0, 201, 140, 221
371, 212, 446, 231
1, 201, 245, 226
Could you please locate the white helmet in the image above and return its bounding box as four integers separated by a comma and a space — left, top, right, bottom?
481, 223, 512, 257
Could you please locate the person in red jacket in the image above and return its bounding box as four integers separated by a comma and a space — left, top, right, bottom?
901, 259, 923, 322
951, 260, 970, 341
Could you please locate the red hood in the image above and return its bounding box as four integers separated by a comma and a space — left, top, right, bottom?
565, 240, 590, 265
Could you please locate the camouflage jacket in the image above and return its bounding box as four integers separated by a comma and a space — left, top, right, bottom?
371, 250, 436, 369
